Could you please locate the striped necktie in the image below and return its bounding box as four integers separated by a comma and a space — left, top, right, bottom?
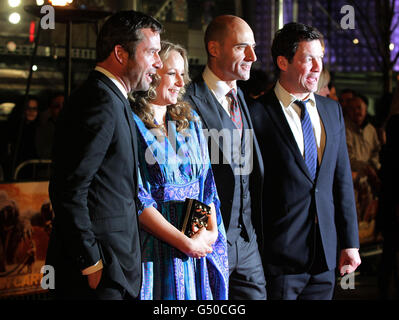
296, 100, 317, 180
226, 88, 243, 136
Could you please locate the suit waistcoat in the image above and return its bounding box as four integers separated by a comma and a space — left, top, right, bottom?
216, 98, 254, 243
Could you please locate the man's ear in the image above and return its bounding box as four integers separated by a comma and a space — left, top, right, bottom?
114, 45, 128, 64
207, 41, 219, 58
277, 56, 288, 72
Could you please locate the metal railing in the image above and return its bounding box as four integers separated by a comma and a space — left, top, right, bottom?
13, 159, 52, 181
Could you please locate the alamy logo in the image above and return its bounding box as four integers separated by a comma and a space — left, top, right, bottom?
340, 272, 355, 290
40, 5, 55, 30
340, 5, 355, 30
40, 265, 55, 289
143, 123, 254, 176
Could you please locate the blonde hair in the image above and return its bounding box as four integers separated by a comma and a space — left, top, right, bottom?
130, 41, 194, 132
317, 67, 331, 93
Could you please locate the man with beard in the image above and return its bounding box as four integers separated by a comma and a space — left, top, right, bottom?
46, 11, 162, 300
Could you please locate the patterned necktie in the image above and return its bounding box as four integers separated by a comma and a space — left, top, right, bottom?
226, 88, 243, 136
296, 100, 317, 180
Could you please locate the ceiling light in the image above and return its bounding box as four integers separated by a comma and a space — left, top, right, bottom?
8, 0, 21, 8
9, 12, 21, 24
49, 0, 73, 6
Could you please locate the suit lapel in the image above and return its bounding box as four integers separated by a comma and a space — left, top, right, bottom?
237, 88, 264, 179
314, 95, 331, 176
93, 71, 137, 151
190, 79, 225, 133
263, 91, 314, 182
190, 79, 239, 173
93, 71, 139, 191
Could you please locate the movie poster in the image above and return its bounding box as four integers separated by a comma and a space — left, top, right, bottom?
0, 181, 52, 297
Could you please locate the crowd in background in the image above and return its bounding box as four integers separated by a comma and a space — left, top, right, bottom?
0, 93, 64, 181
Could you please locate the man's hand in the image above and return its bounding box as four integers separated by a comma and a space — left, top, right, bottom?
338, 248, 361, 276
87, 268, 102, 289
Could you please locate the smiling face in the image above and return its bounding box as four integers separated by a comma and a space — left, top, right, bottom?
278, 40, 323, 99
209, 18, 256, 84
153, 50, 185, 106
123, 28, 162, 92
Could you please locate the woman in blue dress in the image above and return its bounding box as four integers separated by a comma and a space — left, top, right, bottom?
131, 41, 228, 300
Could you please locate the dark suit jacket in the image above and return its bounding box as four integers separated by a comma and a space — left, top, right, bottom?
185, 76, 264, 247
46, 71, 141, 298
249, 89, 359, 276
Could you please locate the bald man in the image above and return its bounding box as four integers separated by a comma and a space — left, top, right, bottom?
185, 15, 267, 300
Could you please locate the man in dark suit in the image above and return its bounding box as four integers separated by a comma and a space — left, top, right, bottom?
248, 22, 361, 299
46, 11, 162, 300
185, 15, 266, 300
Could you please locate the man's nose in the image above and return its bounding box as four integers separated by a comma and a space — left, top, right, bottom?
245, 46, 257, 62
312, 58, 322, 72
154, 52, 163, 69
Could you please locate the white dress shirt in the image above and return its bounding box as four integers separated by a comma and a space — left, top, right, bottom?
202, 65, 236, 115
274, 81, 325, 160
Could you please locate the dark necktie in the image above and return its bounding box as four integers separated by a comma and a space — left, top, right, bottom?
226, 88, 243, 136
296, 100, 317, 180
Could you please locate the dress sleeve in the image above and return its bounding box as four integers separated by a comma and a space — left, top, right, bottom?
203, 164, 222, 224
136, 167, 157, 215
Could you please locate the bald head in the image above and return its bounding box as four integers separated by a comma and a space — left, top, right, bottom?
204, 15, 249, 56
204, 15, 256, 85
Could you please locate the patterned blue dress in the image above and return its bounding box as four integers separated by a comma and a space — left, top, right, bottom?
133, 110, 229, 300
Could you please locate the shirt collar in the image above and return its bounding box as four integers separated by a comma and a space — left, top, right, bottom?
94, 66, 128, 99
274, 80, 316, 109
202, 65, 237, 100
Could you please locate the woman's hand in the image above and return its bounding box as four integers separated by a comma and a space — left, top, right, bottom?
190, 202, 218, 247
139, 206, 214, 259
184, 228, 213, 258
191, 224, 218, 247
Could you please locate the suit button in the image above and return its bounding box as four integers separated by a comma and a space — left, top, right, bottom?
315, 188, 318, 193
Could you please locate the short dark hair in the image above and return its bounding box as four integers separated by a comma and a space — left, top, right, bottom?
271, 22, 324, 72
96, 10, 162, 62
